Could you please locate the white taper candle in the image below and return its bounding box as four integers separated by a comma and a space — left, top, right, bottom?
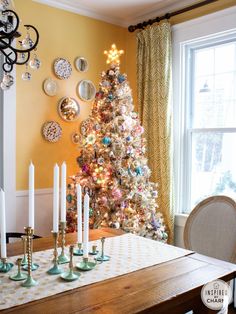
0, 189, 7, 258
60, 162, 67, 222
83, 193, 90, 258
77, 184, 82, 243
53, 164, 59, 232
29, 162, 35, 229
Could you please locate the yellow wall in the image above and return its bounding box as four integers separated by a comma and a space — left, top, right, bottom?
15, 0, 236, 190
15, 0, 128, 190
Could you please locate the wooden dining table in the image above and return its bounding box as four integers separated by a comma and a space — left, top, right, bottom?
2, 227, 236, 314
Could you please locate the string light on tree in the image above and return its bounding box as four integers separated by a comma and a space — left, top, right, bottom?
66, 44, 168, 242
104, 44, 124, 65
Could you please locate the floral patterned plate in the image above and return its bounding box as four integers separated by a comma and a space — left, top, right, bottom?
54, 58, 72, 80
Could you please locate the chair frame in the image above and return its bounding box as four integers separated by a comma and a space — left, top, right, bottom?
184, 195, 236, 263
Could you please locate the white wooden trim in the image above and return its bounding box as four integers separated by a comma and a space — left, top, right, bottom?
33, 0, 128, 27
172, 5, 236, 34
16, 188, 53, 197
3, 67, 16, 231
33, 0, 201, 28
174, 214, 188, 228
172, 6, 236, 215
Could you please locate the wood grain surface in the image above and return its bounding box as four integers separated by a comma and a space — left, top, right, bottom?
1, 228, 236, 314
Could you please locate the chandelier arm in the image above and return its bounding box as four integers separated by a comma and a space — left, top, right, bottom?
11, 24, 39, 54
1, 48, 17, 73
0, 9, 20, 39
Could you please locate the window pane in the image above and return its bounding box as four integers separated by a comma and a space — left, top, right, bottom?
192, 41, 236, 128
190, 132, 236, 209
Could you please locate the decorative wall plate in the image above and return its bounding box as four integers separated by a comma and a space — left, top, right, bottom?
54, 58, 72, 80
75, 57, 88, 72
58, 97, 80, 122
43, 78, 58, 96
42, 121, 62, 143
77, 80, 96, 102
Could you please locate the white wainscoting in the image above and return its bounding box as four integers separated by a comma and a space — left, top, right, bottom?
15, 189, 53, 237
14, 188, 187, 247
174, 214, 188, 248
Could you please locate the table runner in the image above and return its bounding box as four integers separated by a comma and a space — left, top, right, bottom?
0, 233, 193, 310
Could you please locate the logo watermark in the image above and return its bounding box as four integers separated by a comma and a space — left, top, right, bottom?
201, 279, 232, 311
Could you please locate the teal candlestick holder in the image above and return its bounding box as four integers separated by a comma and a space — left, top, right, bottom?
21, 236, 28, 266
61, 245, 80, 281
48, 231, 62, 275
73, 242, 83, 256
22, 262, 39, 271
76, 257, 96, 271
95, 237, 110, 262
58, 221, 69, 264
10, 258, 27, 281
0, 258, 14, 273
21, 227, 38, 288
89, 245, 98, 256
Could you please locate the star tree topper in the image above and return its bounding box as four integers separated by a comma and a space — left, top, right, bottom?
104, 44, 124, 65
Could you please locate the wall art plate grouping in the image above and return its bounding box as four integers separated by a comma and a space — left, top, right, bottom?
77, 80, 96, 102
54, 58, 72, 80
58, 97, 80, 122
42, 121, 62, 143
75, 57, 88, 72
43, 78, 58, 96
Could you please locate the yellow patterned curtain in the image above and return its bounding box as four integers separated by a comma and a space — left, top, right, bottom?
136, 22, 173, 242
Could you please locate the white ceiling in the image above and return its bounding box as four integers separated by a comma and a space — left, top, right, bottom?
34, 0, 197, 27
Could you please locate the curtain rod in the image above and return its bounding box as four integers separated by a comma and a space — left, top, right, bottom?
128, 0, 218, 32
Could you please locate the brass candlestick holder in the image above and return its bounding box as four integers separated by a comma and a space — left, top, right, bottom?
48, 231, 62, 275
73, 242, 83, 256
10, 258, 27, 281
0, 257, 14, 273
76, 256, 96, 271
96, 237, 110, 262
21, 236, 28, 266
21, 227, 38, 287
22, 230, 39, 271
61, 245, 80, 281
89, 245, 98, 255
58, 221, 69, 264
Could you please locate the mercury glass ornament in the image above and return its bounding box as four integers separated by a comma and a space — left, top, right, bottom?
2, 73, 14, 87
0, 0, 10, 10
22, 72, 31, 81
29, 55, 41, 70
71, 132, 80, 144
0, 81, 9, 90
22, 33, 34, 49
0, 11, 8, 23
18, 52, 27, 63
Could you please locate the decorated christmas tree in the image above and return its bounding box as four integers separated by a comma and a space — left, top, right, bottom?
67, 44, 168, 241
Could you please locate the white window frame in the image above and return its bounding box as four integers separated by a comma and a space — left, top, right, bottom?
172, 6, 236, 214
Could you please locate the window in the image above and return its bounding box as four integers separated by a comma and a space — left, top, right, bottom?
182, 33, 236, 212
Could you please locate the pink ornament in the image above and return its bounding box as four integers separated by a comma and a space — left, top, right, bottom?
100, 196, 108, 205
111, 188, 122, 200
136, 125, 144, 134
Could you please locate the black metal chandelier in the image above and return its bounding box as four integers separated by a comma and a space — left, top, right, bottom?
0, 0, 40, 90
